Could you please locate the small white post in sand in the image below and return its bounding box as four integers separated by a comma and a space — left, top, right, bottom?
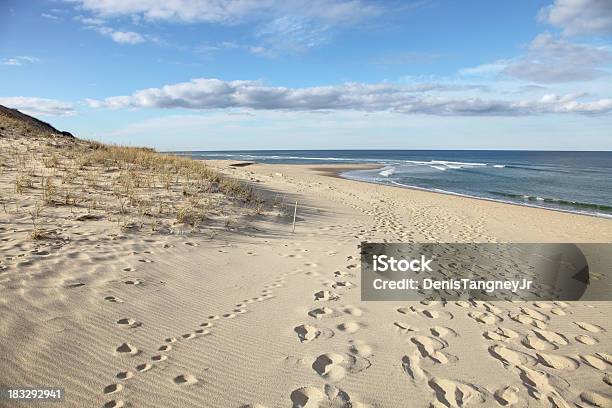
292, 201, 298, 233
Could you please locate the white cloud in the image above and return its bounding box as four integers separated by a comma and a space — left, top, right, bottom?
540, 0, 612, 36
254, 16, 331, 54
502, 33, 612, 83
66, 0, 380, 24
75, 15, 105, 25
85, 77, 612, 116
0, 97, 76, 116
93, 26, 145, 44
109, 30, 145, 44
41, 13, 59, 20
462, 33, 612, 83
74, 14, 145, 44
459, 60, 511, 77
1, 56, 39, 66
67, 0, 381, 53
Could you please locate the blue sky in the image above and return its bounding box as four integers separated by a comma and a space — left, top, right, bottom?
1, 0, 611, 150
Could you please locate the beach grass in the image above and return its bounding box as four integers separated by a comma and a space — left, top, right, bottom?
0, 121, 262, 239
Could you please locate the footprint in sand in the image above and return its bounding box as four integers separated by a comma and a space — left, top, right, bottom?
428, 377, 483, 407
173, 374, 198, 386
532, 329, 568, 347
151, 355, 168, 362
103, 400, 125, 408
522, 328, 568, 351
536, 352, 579, 370
580, 391, 611, 407
290, 387, 326, 408
483, 326, 519, 342
290, 385, 365, 408
430, 326, 457, 338
575, 321, 604, 333
294, 324, 320, 343
489, 345, 536, 367
349, 340, 372, 358
104, 296, 124, 303
494, 386, 519, 406
116, 318, 141, 328
343, 306, 363, 317
334, 271, 351, 278
115, 371, 133, 380
550, 308, 567, 316
122, 267, 135, 272
158, 345, 172, 352
522, 335, 553, 351
135, 363, 152, 373
103, 383, 123, 395
312, 353, 346, 381
394, 322, 420, 334
331, 281, 354, 289
411, 336, 452, 365
337, 320, 361, 334
165, 337, 178, 343
520, 307, 549, 322
509, 313, 547, 329
533, 301, 553, 310
518, 367, 572, 406
469, 311, 501, 325
184, 242, 199, 247
309, 307, 334, 319
124, 279, 142, 285
314, 290, 339, 301
596, 352, 612, 365
580, 354, 609, 370
138, 259, 153, 263
575, 334, 598, 345
401, 353, 426, 381
115, 343, 139, 356
400, 306, 452, 320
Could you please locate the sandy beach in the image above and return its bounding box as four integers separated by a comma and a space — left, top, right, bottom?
3, 0, 612, 405
1, 121, 611, 408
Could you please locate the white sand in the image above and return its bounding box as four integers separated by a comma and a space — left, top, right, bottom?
1, 159, 611, 408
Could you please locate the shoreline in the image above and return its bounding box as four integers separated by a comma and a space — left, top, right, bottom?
215, 160, 612, 222
343, 171, 612, 221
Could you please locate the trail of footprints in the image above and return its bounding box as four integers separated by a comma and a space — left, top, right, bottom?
322, 190, 495, 244
396, 299, 611, 407
291, 195, 499, 407
285, 254, 372, 408
101, 243, 294, 408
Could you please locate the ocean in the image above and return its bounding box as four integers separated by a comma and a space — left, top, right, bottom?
177, 150, 612, 218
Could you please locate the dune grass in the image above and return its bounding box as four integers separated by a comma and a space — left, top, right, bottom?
0, 129, 264, 239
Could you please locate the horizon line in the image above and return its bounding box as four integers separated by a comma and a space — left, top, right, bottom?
163, 148, 612, 153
